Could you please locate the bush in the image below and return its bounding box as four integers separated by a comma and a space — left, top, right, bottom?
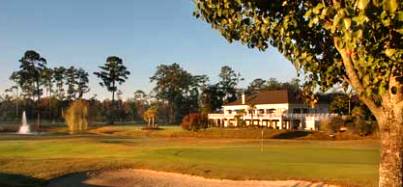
319, 119, 331, 132
320, 114, 377, 136
320, 116, 344, 133
181, 113, 208, 131
65, 100, 89, 134
352, 118, 376, 136
347, 106, 377, 136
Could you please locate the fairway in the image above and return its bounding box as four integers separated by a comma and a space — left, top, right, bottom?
0, 132, 379, 187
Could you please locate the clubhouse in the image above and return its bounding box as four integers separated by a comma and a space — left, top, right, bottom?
207, 89, 336, 130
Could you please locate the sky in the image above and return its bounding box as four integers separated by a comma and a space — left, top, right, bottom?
0, 0, 297, 100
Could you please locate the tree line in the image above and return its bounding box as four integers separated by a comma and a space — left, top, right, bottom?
0, 50, 307, 125
1, 50, 131, 127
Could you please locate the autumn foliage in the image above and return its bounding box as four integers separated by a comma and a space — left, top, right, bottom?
65, 100, 89, 134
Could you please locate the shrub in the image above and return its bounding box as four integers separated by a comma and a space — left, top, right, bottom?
351, 106, 365, 119
319, 118, 331, 132
143, 106, 158, 128
320, 116, 344, 133
181, 113, 208, 131
352, 118, 376, 136
349, 108, 377, 135
345, 106, 376, 136
65, 100, 89, 134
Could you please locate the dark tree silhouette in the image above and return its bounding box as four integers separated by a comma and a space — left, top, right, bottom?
94, 56, 130, 124
150, 63, 208, 123
76, 68, 90, 99
14, 50, 47, 129
53, 66, 66, 101
218, 66, 242, 104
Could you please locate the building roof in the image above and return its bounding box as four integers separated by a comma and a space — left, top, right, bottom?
224, 89, 303, 106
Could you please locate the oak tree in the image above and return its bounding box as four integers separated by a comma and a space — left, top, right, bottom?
150, 63, 207, 123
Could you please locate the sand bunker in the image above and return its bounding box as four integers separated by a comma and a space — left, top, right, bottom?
47, 169, 338, 187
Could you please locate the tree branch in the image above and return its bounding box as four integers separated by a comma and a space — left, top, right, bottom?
334, 37, 381, 117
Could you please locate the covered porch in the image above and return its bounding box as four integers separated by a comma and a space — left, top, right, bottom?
208, 113, 336, 130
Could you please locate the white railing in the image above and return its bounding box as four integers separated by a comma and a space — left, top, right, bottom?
284, 113, 338, 119
208, 113, 338, 120
208, 113, 236, 119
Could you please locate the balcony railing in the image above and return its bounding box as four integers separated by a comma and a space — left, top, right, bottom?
208, 113, 338, 120
208, 113, 236, 119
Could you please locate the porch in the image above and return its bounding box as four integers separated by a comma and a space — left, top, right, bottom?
208, 113, 337, 130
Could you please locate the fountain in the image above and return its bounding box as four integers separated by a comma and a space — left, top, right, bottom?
18, 111, 31, 134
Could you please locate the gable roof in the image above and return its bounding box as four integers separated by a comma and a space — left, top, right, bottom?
224, 89, 303, 106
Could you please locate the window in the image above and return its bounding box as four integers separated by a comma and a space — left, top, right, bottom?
235, 110, 245, 114
266, 109, 276, 114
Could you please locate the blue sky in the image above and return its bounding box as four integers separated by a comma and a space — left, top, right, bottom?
0, 0, 297, 99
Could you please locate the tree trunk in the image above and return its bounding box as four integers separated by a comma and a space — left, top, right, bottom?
49, 90, 53, 123
37, 112, 40, 132
111, 90, 115, 125
36, 80, 41, 132
168, 100, 174, 124
378, 107, 402, 187
15, 89, 19, 119
16, 99, 19, 119
79, 91, 83, 99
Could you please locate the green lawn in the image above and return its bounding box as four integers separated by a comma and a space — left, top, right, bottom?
0, 127, 379, 187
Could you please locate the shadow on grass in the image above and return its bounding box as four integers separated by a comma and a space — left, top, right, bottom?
47, 172, 107, 187
271, 131, 312, 139
141, 127, 164, 131
0, 172, 45, 187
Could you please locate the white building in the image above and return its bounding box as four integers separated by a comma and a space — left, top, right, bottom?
208, 90, 335, 131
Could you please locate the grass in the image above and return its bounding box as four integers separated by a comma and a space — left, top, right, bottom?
136, 141, 378, 185
0, 125, 380, 187
90, 125, 374, 140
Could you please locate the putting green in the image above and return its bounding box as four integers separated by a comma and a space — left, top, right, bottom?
0, 134, 379, 187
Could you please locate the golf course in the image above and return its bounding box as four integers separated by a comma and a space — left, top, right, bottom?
0, 126, 379, 187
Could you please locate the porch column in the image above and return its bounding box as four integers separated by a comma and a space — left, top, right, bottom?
279, 118, 283, 129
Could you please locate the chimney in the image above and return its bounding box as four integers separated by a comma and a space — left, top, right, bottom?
241, 92, 246, 105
